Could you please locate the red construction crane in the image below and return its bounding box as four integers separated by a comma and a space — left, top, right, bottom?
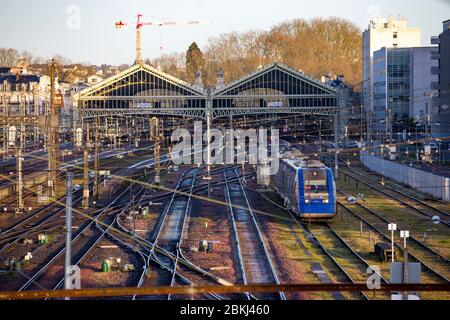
115, 14, 210, 64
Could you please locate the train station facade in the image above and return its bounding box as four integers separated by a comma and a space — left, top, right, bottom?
78, 62, 341, 121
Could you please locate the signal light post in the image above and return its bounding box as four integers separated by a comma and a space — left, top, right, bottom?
388, 223, 397, 262
400, 230, 410, 300
64, 172, 73, 299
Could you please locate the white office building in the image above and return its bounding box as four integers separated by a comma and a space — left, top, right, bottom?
372, 47, 437, 140
362, 16, 421, 139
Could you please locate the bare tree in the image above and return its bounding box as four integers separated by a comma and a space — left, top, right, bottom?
0, 48, 20, 67
145, 52, 186, 80
202, 17, 362, 87
49, 54, 73, 65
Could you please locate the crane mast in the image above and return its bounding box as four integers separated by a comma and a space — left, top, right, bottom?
115, 14, 209, 65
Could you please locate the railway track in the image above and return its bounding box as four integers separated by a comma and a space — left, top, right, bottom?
110, 165, 185, 300
0, 150, 172, 292
119, 168, 225, 300
0, 181, 49, 209
0, 166, 44, 188
338, 165, 450, 227
0, 152, 83, 190
426, 162, 450, 177
0, 197, 88, 262
17, 182, 140, 292
142, 172, 196, 300
245, 183, 385, 300
0, 199, 86, 253
336, 195, 450, 284
302, 222, 387, 300
50, 171, 169, 300
0, 157, 135, 252
0, 191, 82, 240
47, 184, 149, 299
223, 167, 285, 300
338, 189, 449, 264
151, 168, 199, 253
325, 156, 450, 264
138, 165, 243, 200
149, 168, 221, 300
116, 215, 216, 301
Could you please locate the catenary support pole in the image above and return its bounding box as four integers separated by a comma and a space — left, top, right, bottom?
93, 117, 100, 201
64, 172, 73, 299
82, 123, 90, 209
17, 126, 24, 211
334, 112, 339, 179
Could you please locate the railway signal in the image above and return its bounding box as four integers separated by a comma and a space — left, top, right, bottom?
400, 230, 410, 246
400, 230, 410, 300
388, 223, 397, 262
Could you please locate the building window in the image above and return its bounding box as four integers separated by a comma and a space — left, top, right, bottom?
393, 32, 398, 39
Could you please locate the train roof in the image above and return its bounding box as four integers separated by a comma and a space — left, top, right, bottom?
281, 157, 327, 169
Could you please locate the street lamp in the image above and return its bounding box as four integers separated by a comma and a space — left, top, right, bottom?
388, 223, 397, 262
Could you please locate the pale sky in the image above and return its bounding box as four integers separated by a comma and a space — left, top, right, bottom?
0, 0, 448, 65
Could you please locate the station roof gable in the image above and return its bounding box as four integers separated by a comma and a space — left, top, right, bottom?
213, 63, 336, 96
79, 63, 205, 97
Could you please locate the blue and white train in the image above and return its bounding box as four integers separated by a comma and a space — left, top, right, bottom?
272, 156, 336, 220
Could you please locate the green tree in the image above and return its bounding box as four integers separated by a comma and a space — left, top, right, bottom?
186, 42, 204, 84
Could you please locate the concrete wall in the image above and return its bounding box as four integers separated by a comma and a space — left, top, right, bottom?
360, 150, 450, 202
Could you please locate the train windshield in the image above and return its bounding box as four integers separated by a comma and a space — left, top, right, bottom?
303, 169, 329, 201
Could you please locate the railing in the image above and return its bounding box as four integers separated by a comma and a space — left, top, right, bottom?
1, 283, 449, 300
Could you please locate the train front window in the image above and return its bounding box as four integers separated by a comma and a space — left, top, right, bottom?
304, 169, 329, 201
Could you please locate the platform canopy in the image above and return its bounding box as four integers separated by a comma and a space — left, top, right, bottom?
79, 62, 339, 120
